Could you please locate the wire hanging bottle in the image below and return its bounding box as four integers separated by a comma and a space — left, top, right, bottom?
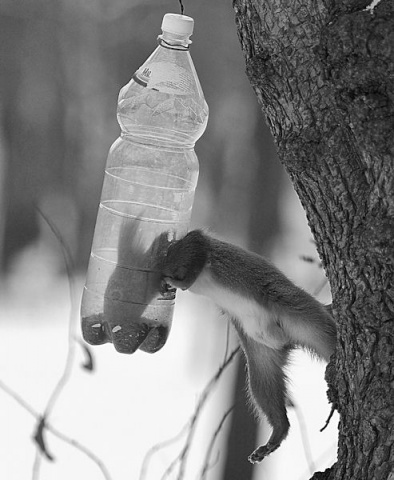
81, 14, 208, 354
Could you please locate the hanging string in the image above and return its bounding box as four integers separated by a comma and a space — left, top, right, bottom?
179, 0, 184, 15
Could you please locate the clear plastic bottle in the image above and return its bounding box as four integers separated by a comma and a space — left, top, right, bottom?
81, 14, 208, 354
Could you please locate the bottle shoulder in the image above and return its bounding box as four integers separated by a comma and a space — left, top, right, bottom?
122, 46, 204, 98
117, 44, 208, 145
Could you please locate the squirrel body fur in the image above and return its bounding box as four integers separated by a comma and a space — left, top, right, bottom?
161, 230, 336, 463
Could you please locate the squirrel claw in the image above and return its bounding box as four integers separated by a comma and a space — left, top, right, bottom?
160, 280, 176, 297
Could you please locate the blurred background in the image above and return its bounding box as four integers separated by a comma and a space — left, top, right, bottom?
0, 0, 338, 479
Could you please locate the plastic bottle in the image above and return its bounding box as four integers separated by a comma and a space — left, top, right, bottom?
81, 14, 208, 354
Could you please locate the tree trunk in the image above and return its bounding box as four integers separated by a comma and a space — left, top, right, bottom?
232, 0, 394, 479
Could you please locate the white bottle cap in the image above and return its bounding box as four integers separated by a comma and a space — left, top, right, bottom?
161, 13, 194, 36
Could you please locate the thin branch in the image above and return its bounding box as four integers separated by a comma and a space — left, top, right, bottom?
159, 346, 240, 480
0, 379, 37, 416
177, 347, 240, 479
0, 379, 113, 480
33, 417, 55, 461
32, 450, 41, 480
199, 451, 220, 480
292, 402, 317, 476
313, 277, 329, 298
199, 405, 235, 480
320, 404, 336, 433
222, 319, 232, 364
75, 337, 95, 371
299, 251, 329, 299
139, 421, 190, 480
299, 255, 319, 265
31, 207, 81, 474
35, 206, 78, 417
297, 442, 338, 480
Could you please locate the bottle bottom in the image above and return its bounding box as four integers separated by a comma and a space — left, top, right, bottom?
81, 313, 171, 354
81, 287, 174, 354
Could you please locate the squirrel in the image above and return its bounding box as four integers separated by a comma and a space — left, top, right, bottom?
160, 229, 336, 463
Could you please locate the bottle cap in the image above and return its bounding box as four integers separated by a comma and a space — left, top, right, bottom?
161, 13, 194, 36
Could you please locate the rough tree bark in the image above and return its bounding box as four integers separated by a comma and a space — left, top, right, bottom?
232, 0, 394, 479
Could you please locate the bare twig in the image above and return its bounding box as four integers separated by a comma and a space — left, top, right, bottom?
199, 405, 235, 480
292, 402, 316, 476
32, 450, 42, 480
139, 421, 190, 480
299, 255, 318, 265
297, 442, 337, 480
320, 404, 336, 432
0, 379, 113, 480
75, 337, 95, 371
222, 319, 232, 364
199, 451, 220, 480
160, 346, 240, 480
313, 277, 329, 298
35, 207, 78, 416
34, 417, 55, 461
31, 207, 80, 473
299, 251, 329, 298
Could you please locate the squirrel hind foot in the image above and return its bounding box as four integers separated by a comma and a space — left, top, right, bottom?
248, 441, 280, 464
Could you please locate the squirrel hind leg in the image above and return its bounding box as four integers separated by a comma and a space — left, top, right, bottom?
232, 320, 291, 463
247, 389, 290, 463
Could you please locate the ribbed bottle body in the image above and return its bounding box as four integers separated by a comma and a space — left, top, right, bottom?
81, 23, 208, 354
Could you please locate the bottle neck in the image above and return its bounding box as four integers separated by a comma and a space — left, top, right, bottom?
158, 31, 191, 50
